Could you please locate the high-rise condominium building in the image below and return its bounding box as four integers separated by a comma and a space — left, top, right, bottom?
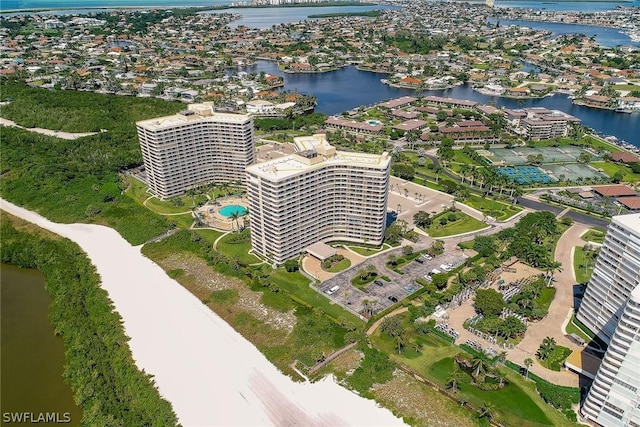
577, 214, 640, 344
136, 103, 255, 199
578, 214, 640, 427
246, 135, 390, 264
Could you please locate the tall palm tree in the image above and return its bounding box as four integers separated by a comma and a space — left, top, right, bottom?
472, 351, 491, 377
230, 212, 240, 232
524, 358, 533, 379
545, 261, 563, 287
446, 369, 464, 393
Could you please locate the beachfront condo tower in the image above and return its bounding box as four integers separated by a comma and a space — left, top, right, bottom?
136, 103, 255, 199
246, 134, 391, 264
577, 213, 640, 426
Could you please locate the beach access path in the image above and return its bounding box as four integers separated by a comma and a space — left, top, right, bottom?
1, 198, 405, 427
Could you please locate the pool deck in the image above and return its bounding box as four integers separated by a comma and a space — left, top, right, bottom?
196, 197, 248, 231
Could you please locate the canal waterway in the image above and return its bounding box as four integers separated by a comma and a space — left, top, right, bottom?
490, 18, 640, 48
1, 264, 81, 425
245, 60, 640, 146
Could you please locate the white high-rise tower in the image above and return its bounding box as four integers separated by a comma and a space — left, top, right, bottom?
577, 213, 640, 426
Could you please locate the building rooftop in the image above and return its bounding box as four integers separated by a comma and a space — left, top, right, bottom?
247, 135, 390, 181
593, 185, 638, 197
137, 102, 250, 130
612, 212, 640, 232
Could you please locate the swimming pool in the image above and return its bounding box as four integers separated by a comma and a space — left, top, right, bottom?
218, 205, 248, 218
367, 120, 381, 126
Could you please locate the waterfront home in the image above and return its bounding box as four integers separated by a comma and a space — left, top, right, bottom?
325, 117, 384, 135
618, 96, 640, 111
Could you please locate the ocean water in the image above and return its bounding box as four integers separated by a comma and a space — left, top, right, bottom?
2, 0, 232, 11
2, 0, 636, 12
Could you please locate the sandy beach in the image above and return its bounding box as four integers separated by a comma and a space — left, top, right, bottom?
1, 198, 404, 427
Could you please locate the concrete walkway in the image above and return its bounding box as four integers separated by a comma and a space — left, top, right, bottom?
506, 223, 590, 386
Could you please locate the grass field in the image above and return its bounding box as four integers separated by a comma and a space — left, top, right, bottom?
581, 229, 605, 244
268, 269, 363, 326
428, 212, 488, 237
216, 232, 261, 265
591, 162, 640, 182
538, 346, 572, 371
370, 315, 568, 427
573, 246, 595, 284
463, 195, 522, 220
346, 244, 388, 256
324, 258, 351, 272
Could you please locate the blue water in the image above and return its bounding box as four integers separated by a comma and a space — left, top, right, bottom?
491, 18, 639, 48
203, 5, 397, 28
219, 205, 248, 217
244, 60, 640, 146
496, 0, 636, 11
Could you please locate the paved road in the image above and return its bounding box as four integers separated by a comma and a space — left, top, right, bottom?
517, 197, 609, 229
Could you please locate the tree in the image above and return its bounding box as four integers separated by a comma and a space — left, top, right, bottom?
380, 316, 404, 338
537, 336, 556, 360
479, 402, 496, 420
283, 259, 299, 273
473, 236, 497, 257
431, 273, 449, 290
524, 358, 534, 379
446, 369, 464, 393
413, 211, 432, 229
612, 170, 626, 183
474, 289, 505, 317
402, 245, 414, 256
471, 351, 491, 377
545, 261, 563, 287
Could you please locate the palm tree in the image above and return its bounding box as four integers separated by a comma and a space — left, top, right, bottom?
230, 212, 240, 232
479, 402, 496, 421
545, 261, 563, 287
524, 358, 533, 379
395, 332, 406, 354
472, 351, 491, 377
446, 369, 464, 393
538, 336, 556, 360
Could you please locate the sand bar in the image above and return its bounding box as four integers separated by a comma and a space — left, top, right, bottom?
1, 198, 404, 427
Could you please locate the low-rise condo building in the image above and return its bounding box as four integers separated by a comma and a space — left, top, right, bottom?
246, 134, 390, 264
136, 103, 255, 199
578, 213, 640, 427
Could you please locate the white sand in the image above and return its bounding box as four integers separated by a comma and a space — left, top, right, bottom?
1, 199, 405, 427
0, 118, 99, 139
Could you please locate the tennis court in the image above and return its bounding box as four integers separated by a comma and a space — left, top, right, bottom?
485, 146, 597, 165
542, 163, 607, 183
496, 166, 555, 184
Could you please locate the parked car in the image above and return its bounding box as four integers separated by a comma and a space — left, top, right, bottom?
374, 280, 384, 287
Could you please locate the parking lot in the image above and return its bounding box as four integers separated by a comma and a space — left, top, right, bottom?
317, 248, 468, 318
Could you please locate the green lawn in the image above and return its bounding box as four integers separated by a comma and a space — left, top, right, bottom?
372, 318, 559, 427
125, 175, 151, 205
581, 229, 605, 244
351, 272, 378, 289
324, 258, 351, 273
347, 244, 387, 256
463, 194, 522, 220
573, 246, 595, 284
268, 269, 363, 326
612, 84, 639, 91
453, 150, 483, 166
145, 196, 197, 215
536, 287, 556, 313
591, 161, 640, 182
429, 358, 554, 426
193, 229, 225, 245
216, 232, 261, 265
427, 212, 488, 237
538, 346, 572, 371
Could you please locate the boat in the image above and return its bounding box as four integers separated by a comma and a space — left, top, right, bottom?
615, 108, 633, 114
